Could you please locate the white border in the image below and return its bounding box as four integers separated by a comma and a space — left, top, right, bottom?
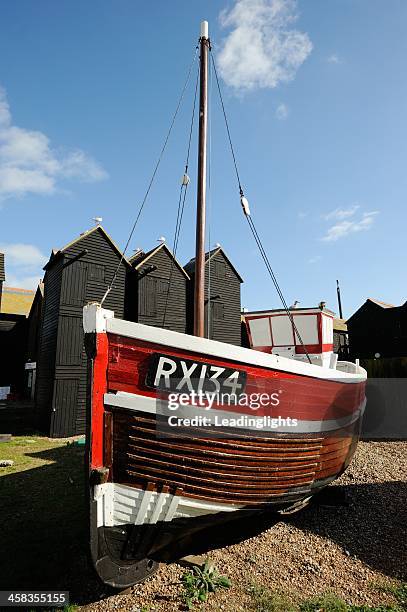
106, 317, 366, 383
104, 391, 366, 433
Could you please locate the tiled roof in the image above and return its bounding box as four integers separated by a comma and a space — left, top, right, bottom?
0, 286, 35, 316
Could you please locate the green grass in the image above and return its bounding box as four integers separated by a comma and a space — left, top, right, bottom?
248, 584, 407, 612
0, 435, 103, 604
248, 583, 297, 612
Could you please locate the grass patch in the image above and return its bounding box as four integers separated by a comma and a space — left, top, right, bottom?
181, 560, 231, 609
0, 434, 102, 604
248, 584, 407, 612
248, 583, 296, 611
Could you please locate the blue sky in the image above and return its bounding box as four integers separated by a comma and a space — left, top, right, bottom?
0, 0, 406, 318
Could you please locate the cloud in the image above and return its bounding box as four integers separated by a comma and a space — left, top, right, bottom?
327, 54, 341, 64
217, 0, 313, 92
308, 255, 321, 264
3, 273, 42, 290
321, 211, 379, 242
297, 211, 308, 219
324, 204, 360, 221
0, 86, 108, 201
0, 242, 47, 289
276, 103, 289, 120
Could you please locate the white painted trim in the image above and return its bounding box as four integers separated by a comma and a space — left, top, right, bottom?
94, 482, 241, 527
83, 303, 114, 333
104, 391, 366, 434
106, 317, 367, 383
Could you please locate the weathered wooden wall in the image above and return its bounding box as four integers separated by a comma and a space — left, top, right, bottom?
130, 246, 188, 333
36, 228, 127, 437
360, 357, 407, 440
186, 249, 242, 346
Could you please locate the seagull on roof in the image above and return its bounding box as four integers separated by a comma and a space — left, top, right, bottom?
290, 300, 300, 309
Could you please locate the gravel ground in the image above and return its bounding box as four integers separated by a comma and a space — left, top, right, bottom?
81, 441, 407, 611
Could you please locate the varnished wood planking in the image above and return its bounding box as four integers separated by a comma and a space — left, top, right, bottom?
111, 410, 356, 506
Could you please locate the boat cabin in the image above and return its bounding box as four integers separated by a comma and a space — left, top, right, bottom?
243, 306, 336, 368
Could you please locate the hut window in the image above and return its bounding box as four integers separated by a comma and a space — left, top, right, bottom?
157, 278, 169, 294
214, 260, 226, 278
212, 301, 225, 321
88, 264, 105, 283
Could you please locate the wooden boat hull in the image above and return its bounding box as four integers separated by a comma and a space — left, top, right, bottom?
84, 304, 366, 588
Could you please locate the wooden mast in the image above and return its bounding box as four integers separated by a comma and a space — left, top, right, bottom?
193, 21, 209, 337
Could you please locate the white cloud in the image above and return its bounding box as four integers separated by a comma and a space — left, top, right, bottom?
217, 0, 313, 92
308, 255, 321, 264
0, 86, 108, 201
4, 273, 41, 290
321, 211, 379, 242
0, 242, 47, 289
324, 204, 360, 221
327, 54, 341, 64
276, 103, 289, 120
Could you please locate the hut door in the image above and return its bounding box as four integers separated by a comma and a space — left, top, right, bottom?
62, 261, 88, 306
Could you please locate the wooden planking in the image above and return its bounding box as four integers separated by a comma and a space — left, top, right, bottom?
132, 247, 187, 333
35, 258, 63, 430
112, 410, 356, 505
186, 249, 242, 346
38, 228, 127, 436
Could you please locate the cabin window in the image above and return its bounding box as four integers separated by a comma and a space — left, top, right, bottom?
88, 263, 105, 283
213, 259, 226, 278
212, 301, 225, 321
157, 278, 169, 294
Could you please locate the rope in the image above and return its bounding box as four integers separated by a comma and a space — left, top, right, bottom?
101, 44, 199, 306
162, 60, 200, 327
210, 49, 311, 363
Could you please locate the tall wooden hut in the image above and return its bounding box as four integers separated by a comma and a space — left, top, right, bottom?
184, 247, 243, 346
347, 297, 407, 359
0, 253, 5, 310
127, 243, 189, 333
36, 225, 130, 437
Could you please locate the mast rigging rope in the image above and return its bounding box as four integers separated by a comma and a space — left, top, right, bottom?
101, 44, 199, 306
210, 51, 312, 364
162, 60, 200, 327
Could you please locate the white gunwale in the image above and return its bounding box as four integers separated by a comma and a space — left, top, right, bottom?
83, 303, 367, 384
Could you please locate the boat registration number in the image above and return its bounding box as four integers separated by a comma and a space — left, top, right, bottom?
146, 353, 247, 395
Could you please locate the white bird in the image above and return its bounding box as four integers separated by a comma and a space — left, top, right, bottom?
290, 300, 300, 309
93, 216, 103, 226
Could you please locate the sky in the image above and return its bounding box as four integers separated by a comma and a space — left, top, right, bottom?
0, 0, 406, 318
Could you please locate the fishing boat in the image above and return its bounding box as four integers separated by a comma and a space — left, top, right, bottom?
83, 22, 367, 588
